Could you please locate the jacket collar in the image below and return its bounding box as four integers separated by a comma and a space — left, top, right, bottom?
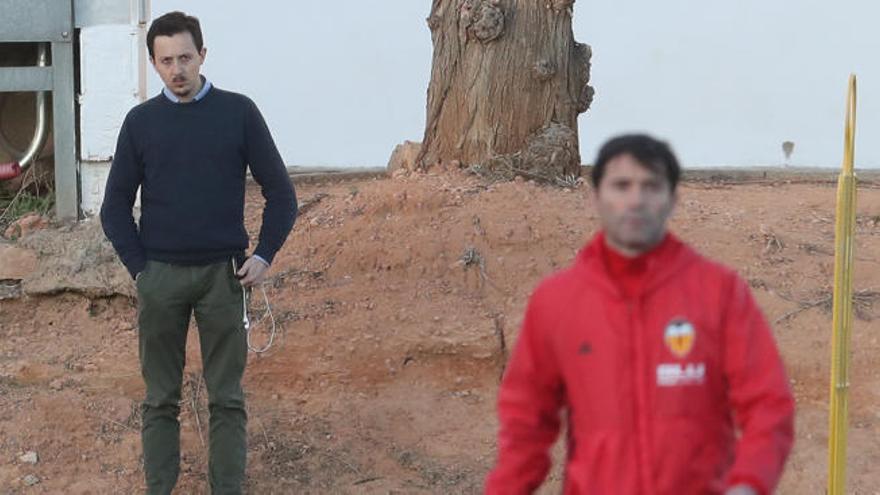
575, 231, 697, 299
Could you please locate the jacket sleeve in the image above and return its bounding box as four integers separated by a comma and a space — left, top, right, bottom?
243, 98, 297, 265
486, 291, 564, 494
722, 275, 795, 495
100, 114, 146, 279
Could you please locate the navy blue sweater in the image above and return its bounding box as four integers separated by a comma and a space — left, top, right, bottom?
100, 86, 297, 278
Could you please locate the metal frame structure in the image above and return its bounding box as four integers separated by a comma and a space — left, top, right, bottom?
0, 0, 78, 220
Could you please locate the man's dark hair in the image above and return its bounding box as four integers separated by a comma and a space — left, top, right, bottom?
146, 11, 203, 59
591, 134, 681, 191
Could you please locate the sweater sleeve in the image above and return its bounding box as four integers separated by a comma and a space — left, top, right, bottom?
243, 99, 297, 264
486, 290, 564, 494
100, 114, 146, 279
722, 275, 795, 495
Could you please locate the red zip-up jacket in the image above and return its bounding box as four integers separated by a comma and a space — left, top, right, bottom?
486, 233, 794, 494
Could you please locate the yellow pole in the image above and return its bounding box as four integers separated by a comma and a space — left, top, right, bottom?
827, 73, 858, 495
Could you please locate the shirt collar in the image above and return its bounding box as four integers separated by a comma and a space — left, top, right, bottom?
162, 76, 212, 103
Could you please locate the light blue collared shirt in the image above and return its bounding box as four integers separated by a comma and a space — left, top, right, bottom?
161, 76, 271, 269
162, 76, 213, 103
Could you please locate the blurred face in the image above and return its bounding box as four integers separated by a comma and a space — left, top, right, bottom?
150, 32, 206, 102
593, 153, 676, 257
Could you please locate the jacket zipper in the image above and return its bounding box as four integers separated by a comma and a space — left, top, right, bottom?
631, 298, 656, 495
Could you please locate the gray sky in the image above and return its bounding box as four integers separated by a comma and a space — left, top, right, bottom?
150, 1, 879, 168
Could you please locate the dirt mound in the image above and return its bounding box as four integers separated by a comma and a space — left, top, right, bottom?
0, 170, 878, 493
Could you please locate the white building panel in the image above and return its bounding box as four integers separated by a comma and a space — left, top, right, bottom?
78, 24, 142, 162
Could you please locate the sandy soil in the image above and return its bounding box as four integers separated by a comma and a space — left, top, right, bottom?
1, 170, 878, 494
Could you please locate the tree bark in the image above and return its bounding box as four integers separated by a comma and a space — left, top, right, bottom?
418, 0, 593, 179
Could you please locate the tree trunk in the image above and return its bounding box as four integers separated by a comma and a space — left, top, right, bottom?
418, 0, 593, 180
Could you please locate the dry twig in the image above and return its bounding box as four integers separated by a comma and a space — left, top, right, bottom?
775, 288, 880, 324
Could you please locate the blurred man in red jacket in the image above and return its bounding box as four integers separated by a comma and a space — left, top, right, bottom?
486, 134, 794, 495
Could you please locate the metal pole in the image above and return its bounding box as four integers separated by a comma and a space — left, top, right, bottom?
51, 36, 78, 220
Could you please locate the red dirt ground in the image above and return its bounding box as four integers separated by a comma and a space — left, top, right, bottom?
1, 170, 878, 494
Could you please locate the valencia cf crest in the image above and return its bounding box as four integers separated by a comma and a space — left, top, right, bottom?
664, 318, 695, 358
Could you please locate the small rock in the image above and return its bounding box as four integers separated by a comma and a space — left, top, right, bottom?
49, 378, 64, 391
0, 280, 22, 300
19, 451, 38, 464
4, 213, 49, 240
23, 474, 40, 486
387, 141, 422, 173
271, 394, 280, 400
18, 213, 47, 229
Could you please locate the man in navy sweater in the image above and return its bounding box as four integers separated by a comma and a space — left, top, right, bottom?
100, 11, 296, 494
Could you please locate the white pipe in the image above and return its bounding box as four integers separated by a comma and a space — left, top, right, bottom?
17, 43, 50, 170
0, 43, 50, 179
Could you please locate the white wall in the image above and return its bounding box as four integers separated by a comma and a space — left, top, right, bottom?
77, 5, 147, 215
148, 1, 431, 168
148, 1, 879, 169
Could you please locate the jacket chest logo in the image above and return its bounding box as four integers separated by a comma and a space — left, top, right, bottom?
664, 318, 696, 358
657, 362, 705, 387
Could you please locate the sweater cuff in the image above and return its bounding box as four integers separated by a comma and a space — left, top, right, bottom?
252, 254, 270, 267
253, 244, 276, 265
